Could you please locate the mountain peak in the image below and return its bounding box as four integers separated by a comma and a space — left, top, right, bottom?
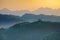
22, 13, 36, 17
0, 8, 10, 11
0, 8, 11, 15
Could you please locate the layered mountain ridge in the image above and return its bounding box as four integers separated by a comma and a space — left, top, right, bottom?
0, 8, 60, 28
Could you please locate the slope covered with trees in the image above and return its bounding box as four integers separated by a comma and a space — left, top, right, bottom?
0, 20, 60, 40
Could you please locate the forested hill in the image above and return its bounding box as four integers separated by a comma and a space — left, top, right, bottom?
10, 20, 60, 32
0, 20, 60, 40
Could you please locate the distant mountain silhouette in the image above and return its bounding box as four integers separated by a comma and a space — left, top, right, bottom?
0, 8, 30, 16
21, 13, 60, 22
0, 13, 60, 28
32, 7, 60, 16
0, 14, 22, 28
1, 8, 60, 16
1, 8, 60, 28
0, 8, 11, 15
21, 13, 38, 22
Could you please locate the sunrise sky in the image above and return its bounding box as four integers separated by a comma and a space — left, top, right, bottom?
0, 0, 60, 11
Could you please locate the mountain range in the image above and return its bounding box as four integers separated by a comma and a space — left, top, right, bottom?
21, 13, 60, 22
0, 8, 60, 40
0, 8, 60, 28
1, 8, 60, 16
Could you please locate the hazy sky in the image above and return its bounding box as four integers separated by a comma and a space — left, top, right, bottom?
0, 0, 60, 11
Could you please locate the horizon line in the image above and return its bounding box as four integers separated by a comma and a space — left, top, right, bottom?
0, 7, 60, 12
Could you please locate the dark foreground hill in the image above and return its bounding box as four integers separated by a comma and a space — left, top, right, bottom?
42, 32, 60, 40
0, 20, 60, 40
